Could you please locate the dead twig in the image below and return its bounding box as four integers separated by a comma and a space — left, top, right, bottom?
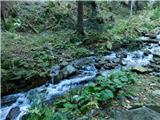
27, 23, 38, 33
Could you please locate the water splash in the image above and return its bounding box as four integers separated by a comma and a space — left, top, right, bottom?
122, 50, 153, 67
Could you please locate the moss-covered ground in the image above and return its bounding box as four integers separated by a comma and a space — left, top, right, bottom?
1, 2, 160, 95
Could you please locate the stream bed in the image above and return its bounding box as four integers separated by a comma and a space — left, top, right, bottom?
1, 38, 160, 120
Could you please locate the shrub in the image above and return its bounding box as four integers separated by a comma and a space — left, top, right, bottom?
27, 69, 137, 119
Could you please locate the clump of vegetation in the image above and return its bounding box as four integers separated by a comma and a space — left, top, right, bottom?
151, 7, 160, 20
1, 30, 92, 95
1, 1, 160, 95
26, 69, 137, 120
2, 1, 160, 120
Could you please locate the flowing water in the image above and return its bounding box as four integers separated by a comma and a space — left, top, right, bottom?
1, 41, 160, 120
1, 65, 97, 120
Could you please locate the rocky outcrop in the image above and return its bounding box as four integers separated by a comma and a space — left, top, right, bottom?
148, 48, 160, 77
50, 64, 77, 83
50, 57, 97, 83
111, 106, 160, 120
152, 90, 160, 97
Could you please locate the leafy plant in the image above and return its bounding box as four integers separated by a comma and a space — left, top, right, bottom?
98, 89, 114, 101
151, 7, 160, 20
6, 16, 15, 32
27, 69, 137, 120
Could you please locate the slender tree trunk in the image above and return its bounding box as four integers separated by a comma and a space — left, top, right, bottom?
77, 1, 84, 35
129, 0, 134, 16
129, 0, 139, 16
135, 1, 139, 13
91, 1, 97, 17
1, 1, 8, 29
1, 10, 7, 29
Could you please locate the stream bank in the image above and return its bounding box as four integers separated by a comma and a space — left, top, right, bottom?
1, 35, 160, 120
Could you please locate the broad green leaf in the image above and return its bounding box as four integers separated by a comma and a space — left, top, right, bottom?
107, 41, 112, 50
63, 103, 74, 109
98, 89, 114, 101
96, 76, 105, 81
52, 112, 68, 120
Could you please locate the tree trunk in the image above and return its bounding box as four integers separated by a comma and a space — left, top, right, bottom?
129, 0, 134, 16
91, 1, 97, 17
1, 1, 16, 30
128, 0, 139, 16
1, 1, 8, 29
1, 9, 7, 30
77, 1, 84, 35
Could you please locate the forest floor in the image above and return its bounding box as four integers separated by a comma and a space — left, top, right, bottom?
106, 74, 160, 120
2, 5, 160, 95
1, 2, 160, 120
112, 75, 160, 109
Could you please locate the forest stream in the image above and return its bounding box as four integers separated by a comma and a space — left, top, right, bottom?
1, 35, 160, 120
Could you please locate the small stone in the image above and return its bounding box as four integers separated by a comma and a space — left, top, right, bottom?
53, 64, 77, 83
150, 83, 157, 86
50, 65, 60, 77
132, 66, 148, 73
60, 61, 68, 67
153, 52, 160, 58
107, 63, 117, 69
152, 90, 160, 97
144, 50, 151, 56
156, 34, 160, 40
139, 36, 150, 40
105, 53, 117, 61
64, 65, 77, 75
90, 52, 94, 55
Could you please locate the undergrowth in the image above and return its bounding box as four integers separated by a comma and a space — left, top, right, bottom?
1, 2, 160, 95
26, 69, 137, 120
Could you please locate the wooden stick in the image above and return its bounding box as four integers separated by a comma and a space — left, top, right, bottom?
28, 23, 38, 33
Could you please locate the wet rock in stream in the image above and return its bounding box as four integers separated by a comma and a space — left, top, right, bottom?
131, 66, 150, 74
50, 64, 77, 83
1, 95, 19, 106
71, 56, 96, 68
50, 57, 97, 83
148, 49, 160, 76
6, 106, 21, 120
153, 52, 160, 58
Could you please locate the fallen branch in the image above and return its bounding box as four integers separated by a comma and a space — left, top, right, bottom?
134, 28, 144, 36
134, 28, 156, 39
46, 25, 53, 30
27, 23, 38, 33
